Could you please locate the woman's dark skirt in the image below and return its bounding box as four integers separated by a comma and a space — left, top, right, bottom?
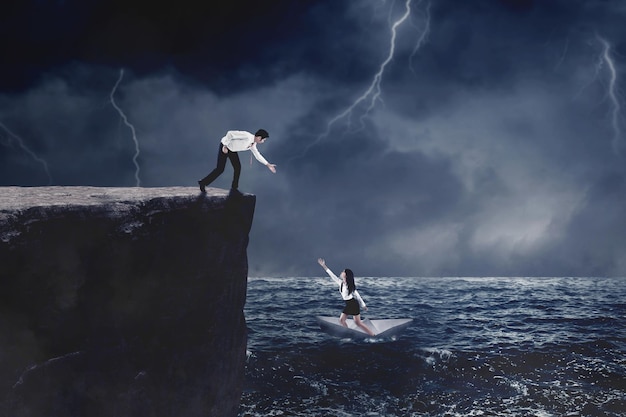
342, 298, 360, 316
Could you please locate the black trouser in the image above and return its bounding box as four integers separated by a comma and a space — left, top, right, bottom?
199, 144, 241, 189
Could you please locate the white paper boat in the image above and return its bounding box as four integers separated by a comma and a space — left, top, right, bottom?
316, 316, 413, 339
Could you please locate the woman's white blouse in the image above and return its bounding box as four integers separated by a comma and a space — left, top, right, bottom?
324, 268, 367, 308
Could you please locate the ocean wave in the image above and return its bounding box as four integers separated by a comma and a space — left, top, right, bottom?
240, 277, 626, 417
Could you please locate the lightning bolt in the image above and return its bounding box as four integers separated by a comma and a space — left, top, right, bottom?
291, 0, 429, 162
0, 121, 53, 184
595, 35, 624, 157
110, 68, 142, 186
409, 0, 431, 75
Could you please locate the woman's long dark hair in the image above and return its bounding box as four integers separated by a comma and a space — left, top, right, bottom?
344, 269, 356, 294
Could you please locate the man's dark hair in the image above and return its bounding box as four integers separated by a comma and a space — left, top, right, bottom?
255, 129, 269, 139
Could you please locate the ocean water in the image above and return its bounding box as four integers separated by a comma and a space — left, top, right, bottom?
238, 276, 626, 417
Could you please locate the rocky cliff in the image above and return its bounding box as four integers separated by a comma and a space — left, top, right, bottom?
0, 186, 255, 417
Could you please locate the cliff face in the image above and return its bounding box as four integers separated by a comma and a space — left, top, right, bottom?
0, 186, 255, 417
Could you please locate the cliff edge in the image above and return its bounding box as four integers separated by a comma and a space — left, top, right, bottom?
0, 186, 255, 417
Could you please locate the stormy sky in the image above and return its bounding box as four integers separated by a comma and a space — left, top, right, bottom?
1, 0, 625, 277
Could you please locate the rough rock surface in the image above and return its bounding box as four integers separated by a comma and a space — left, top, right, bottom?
0, 186, 255, 417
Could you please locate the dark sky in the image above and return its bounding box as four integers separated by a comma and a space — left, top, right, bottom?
1, 0, 625, 277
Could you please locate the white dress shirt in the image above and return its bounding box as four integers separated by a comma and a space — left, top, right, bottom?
220, 130, 269, 166
324, 267, 367, 309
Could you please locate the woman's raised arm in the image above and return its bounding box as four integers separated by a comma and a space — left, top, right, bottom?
317, 258, 341, 285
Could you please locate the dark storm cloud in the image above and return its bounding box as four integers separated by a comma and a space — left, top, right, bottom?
0, 0, 323, 91
251, 0, 626, 277
1, 0, 625, 277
